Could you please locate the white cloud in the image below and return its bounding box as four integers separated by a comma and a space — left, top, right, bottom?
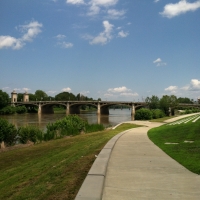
187, 79, 200, 91
154, 0, 160, 3
153, 58, 162, 63
120, 92, 138, 97
88, 0, 119, 15
23, 88, 31, 92
153, 58, 167, 66
165, 86, 178, 92
160, 0, 200, 18
47, 91, 57, 95
80, 91, 90, 95
89, 20, 114, 45
62, 87, 72, 92
55, 34, 66, 40
107, 9, 126, 19
0, 20, 42, 50
118, 30, 129, 38
59, 42, 73, 48
66, 0, 85, 4
20, 21, 43, 41
108, 86, 131, 93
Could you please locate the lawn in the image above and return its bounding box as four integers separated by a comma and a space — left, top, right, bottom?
0, 123, 140, 200
148, 116, 200, 174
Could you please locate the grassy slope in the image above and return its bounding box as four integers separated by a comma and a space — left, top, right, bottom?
148, 119, 200, 174
0, 123, 140, 200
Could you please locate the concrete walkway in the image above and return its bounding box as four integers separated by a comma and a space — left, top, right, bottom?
102, 118, 200, 200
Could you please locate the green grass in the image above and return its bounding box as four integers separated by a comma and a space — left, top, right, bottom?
149, 116, 176, 122
0, 123, 141, 200
148, 119, 200, 174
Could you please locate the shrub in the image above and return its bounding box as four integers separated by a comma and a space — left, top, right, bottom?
0, 118, 17, 146
16, 106, 27, 114
135, 108, 152, 120
45, 115, 86, 141
85, 123, 104, 133
151, 109, 166, 119
18, 126, 43, 144
0, 106, 16, 115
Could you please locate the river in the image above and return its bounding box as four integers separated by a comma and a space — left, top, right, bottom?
1, 109, 134, 130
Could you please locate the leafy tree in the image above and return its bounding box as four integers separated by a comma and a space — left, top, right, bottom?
0, 118, 17, 146
159, 95, 178, 116
135, 108, 152, 120
29, 93, 36, 101
145, 95, 160, 109
0, 90, 9, 109
35, 90, 48, 101
178, 97, 193, 104
17, 93, 23, 102
55, 92, 76, 101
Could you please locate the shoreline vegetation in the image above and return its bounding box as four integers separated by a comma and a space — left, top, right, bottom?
0, 123, 141, 200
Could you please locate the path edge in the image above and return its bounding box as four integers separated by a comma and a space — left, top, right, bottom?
74, 129, 131, 200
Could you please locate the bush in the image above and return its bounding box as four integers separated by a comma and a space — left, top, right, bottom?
0, 118, 17, 146
16, 106, 27, 114
45, 115, 86, 141
0, 106, 16, 115
18, 126, 43, 144
151, 109, 166, 119
135, 108, 152, 120
85, 123, 104, 133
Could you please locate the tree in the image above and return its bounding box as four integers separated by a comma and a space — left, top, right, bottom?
35, 90, 48, 101
55, 92, 76, 101
178, 97, 193, 104
145, 95, 160, 109
0, 90, 9, 109
159, 95, 178, 116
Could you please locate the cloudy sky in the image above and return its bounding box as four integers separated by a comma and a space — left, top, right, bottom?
1, 0, 200, 101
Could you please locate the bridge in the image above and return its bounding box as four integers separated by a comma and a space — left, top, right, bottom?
10, 91, 200, 117
11, 100, 146, 116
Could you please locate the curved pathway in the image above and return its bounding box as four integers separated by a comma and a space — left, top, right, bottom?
102, 117, 200, 200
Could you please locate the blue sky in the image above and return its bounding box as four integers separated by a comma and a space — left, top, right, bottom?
1, 0, 200, 101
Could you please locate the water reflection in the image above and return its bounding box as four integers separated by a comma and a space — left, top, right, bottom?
1, 109, 133, 130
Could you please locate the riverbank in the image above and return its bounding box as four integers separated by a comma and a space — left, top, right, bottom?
0, 123, 141, 200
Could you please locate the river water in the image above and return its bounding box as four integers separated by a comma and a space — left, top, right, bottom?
1, 109, 134, 130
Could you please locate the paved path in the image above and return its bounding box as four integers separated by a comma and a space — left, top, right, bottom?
102, 117, 200, 200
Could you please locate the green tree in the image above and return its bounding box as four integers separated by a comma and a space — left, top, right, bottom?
159, 95, 178, 116
35, 90, 48, 101
145, 95, 160, 109
178, 97, 193, 104
55, 92, 76, 101
0, 90, 9, 109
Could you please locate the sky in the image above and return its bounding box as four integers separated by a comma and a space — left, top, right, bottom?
1, 0, 200, 101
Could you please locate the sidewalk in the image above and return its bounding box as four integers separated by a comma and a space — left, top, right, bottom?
102, 118, 200, 200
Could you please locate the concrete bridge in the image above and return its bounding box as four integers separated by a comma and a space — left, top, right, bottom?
11, 100, 146, 116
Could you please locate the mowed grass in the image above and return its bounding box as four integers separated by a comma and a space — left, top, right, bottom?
0, 123, 140, 200
148, 118, 200, 174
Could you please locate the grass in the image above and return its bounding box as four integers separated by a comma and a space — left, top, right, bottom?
149, 116, 176, 122
148, 118, 200, 174
0, 123, 141, 200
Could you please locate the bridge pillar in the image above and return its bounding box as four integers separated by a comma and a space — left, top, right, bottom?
38, 103, 42, 114
66, 102, 70, 115
131, 104, 135, 119
97, 103, 101, 115
169, 107, 172, 116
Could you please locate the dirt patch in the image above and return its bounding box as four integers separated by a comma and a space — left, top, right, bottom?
0, 143, 34, 153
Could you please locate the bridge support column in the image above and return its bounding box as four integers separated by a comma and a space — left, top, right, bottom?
38, 103, 42, 114
131, 104, 135, 120
169, 107, 172, 116
97, 103, 101, 115
66, 102, 70, 115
